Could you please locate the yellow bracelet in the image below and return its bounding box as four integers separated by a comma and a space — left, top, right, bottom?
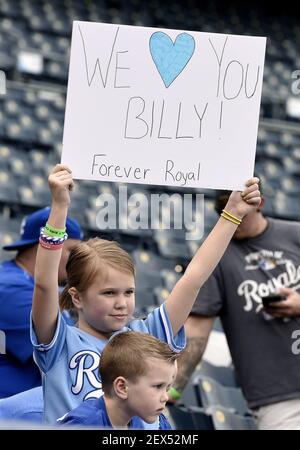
221, 212, 241, 225
222, 209, 242, 224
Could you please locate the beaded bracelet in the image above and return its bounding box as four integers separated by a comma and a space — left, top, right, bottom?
40, 228, 68, 244
39, 235, 67, 247
39, 238, 63, 250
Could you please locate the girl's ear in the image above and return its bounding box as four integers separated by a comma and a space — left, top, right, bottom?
113, 377, 128, 400
68, 287, 82, 309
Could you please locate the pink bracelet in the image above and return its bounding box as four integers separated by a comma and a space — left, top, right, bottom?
39, 238, 63, 250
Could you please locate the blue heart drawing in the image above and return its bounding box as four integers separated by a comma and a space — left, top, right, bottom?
149, 31, 195, 88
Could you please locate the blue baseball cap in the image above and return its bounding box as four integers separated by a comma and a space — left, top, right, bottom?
3, 207, 84, 251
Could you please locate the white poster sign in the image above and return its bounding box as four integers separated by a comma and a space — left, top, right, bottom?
62, 21, 266, 190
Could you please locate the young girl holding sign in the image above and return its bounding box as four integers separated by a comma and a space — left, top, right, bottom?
31, 164, 261, 424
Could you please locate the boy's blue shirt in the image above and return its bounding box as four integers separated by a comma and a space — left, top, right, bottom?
58, 396, 172, 429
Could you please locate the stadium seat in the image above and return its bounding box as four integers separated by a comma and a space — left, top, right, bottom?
160, 269, 182, 291
273, 193, 300, 219
167, 404, 214, 430
197, 360, 238, 388
134, 289, 158, 314
153, 286, 170, 306
179, 378, 201, 408
195, 375, 251, 416
0, 171, 19, 203
209, 405, 257, 430
283, 156, 300, 175
154, 232, 191, 260
135, 268, 163, 291
18, 185, 50, 207
132, 249, 181, 272
280, 176, 300, 195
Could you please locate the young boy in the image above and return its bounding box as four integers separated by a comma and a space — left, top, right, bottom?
58, 332, 178, 429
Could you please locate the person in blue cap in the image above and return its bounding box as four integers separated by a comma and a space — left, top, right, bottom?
0, 207, 83, 400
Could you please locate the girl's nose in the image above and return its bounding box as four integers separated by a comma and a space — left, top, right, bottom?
115, 294, 127, 308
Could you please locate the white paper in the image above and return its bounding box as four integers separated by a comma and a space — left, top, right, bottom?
62, 21, 266, 190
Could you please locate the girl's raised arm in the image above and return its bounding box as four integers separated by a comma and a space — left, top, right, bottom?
165, 177, 261, 336
32, 164, 74, 344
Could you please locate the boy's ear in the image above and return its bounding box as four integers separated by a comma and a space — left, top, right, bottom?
113, 377, 128, 400
68, 287, 82, 309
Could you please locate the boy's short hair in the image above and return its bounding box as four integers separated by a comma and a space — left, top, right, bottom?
100, 332, 179, 396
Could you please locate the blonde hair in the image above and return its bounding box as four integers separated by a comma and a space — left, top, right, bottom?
59, 238, 135, 316
100, 331, 179, 396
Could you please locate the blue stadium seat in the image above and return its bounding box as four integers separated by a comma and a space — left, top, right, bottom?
195, 375, 251, 416
135, 268, 163, 291
167, 404, 214, 430
153, 286, 170, 305
179, 378, 201, 408
135, 289, 158, 314
273, 193, 300, 219
153, 231, 191, 260
283, 156, 300, 175
160, 269, 182, 291
132, 249, 180, 272
0, 171, 19, 203
209, 405, 257, 430
280, 176, 300, 195
197, 360, 238, 388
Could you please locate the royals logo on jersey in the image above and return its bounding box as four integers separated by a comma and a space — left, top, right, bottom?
69, 350, 103, 399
